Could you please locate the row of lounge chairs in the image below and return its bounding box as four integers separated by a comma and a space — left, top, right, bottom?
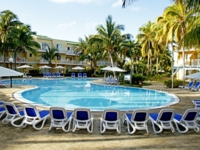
104, 76, 119, 85
71, 73, 87, 78
43, 72, 63, 78
0, 100, 200, 134
179, 81, 200, 91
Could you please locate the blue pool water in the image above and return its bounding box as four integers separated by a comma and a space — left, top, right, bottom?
8, 78, 178, 111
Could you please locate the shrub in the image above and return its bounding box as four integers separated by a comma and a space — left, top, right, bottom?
131, 74, 146, 84
164, 80, 184, 88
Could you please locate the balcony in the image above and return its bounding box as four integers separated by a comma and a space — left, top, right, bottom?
174, 59, 200, 68
0, 56, 26, 63
60, 59, 86, 65
40, 59, 49, 63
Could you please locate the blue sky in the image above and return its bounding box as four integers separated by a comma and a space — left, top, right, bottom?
0, 0, 173, 42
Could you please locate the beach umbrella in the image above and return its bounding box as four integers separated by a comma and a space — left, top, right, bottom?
72, 66, 84, 70
110, 67, 126, 72
101, 66, 112, 71
0, 66, 23, 87
39, 65, 51, 69
17, 65, 33, 69
185, 72, 200, 79
54, 66, 65, 69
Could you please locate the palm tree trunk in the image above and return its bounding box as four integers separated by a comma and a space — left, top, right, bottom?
156, 56, 159, 73
14, 51, 17, 70
3, 51, 6, 67
108, 51, 116, 77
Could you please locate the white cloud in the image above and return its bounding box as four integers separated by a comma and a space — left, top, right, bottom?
57, 21, 76, 30
50, 0, 96, 3
131, 6, 141, 11
111, 0, 122, 8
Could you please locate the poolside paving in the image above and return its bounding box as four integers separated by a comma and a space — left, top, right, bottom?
0, 82, 200, 150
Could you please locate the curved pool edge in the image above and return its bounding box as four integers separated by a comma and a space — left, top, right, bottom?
13, 80, 180, 112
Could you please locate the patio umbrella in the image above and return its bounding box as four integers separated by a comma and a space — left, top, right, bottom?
0, 66, 23, 87
185, 72, 200, 79
39, 65, 51, 69
72, 66, 84, 70
54, 66, 65, 69
110, 67, 126, 72
101, 66, 112, 71
17, 65, 33, 69
54, 66, 65, 75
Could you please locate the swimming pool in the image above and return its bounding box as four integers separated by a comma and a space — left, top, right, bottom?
10, 78, 179, 111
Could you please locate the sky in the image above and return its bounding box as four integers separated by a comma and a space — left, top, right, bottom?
0, 0, 173, 42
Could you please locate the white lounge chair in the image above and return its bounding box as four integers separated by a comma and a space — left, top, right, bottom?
0, 81, 9, 88
173, 109, 199, 133
123, 109, 149, 134
0, 101, 5, 119
149, 109, 175, 133
72, 108, 93, 133
100, 109, 121, 134
2, 102, 25, 128
49, 107, 73, 132
22, 105, 50, 130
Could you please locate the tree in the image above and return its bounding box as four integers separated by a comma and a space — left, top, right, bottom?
41, 45, 60, 65
120, 39, 141, 84
137, 21, 155, 75
0, 10, 20, 66
8, 24, 40, 69
89, 15, 125, 77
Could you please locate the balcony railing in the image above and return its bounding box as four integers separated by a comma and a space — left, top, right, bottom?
174, 59, 200, 67
60, 59, 86, 65
0, 57, 26, 63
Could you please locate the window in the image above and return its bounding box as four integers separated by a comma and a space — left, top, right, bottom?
55, 44, 62, 51
57, 56, 61, 60
68, 47, 70, 50
29, 54, 32, 57
41, 43, 50, 51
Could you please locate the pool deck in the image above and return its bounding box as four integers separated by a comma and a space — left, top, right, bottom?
0, 81, 200, 150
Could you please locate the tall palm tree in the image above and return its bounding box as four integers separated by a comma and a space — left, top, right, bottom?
89, 15, 125, 77
8, 24, 40, 69
41, 45, 60, 66
0, 10, 20, 66
137, 21, 155, 75
163, 0, 195, 79
120, 39, 141, 84
77, 36, 103, 74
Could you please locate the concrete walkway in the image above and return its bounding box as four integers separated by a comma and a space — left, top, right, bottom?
0, 82, 200, 150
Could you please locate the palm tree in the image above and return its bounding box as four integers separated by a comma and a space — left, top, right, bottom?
41, 45, 60, 66
120, 39, 141, 84
122, 0, 137, 8
0, 10, 20, 66
137, 21, 155, 75
163, 0, 195, 80
89, 15, 125, 77
8, 24, 40, 69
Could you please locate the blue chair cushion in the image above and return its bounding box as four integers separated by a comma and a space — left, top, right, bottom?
39, 110, 50, 118
160, 112, 173, 121
6, 105, 17, 114
125, 113, 132, 121
105, 112, 117, 121
0, 107, 5, 112
150, 113, 158, 121
66, 112, 73, 118
174, 114, 182, 121
77, 111, 88, 120
185, 112, 197, 121
25, 108, 37, 117
134, 112, 147, 121
52, 110, 65, 119
19, 110, 24, 116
